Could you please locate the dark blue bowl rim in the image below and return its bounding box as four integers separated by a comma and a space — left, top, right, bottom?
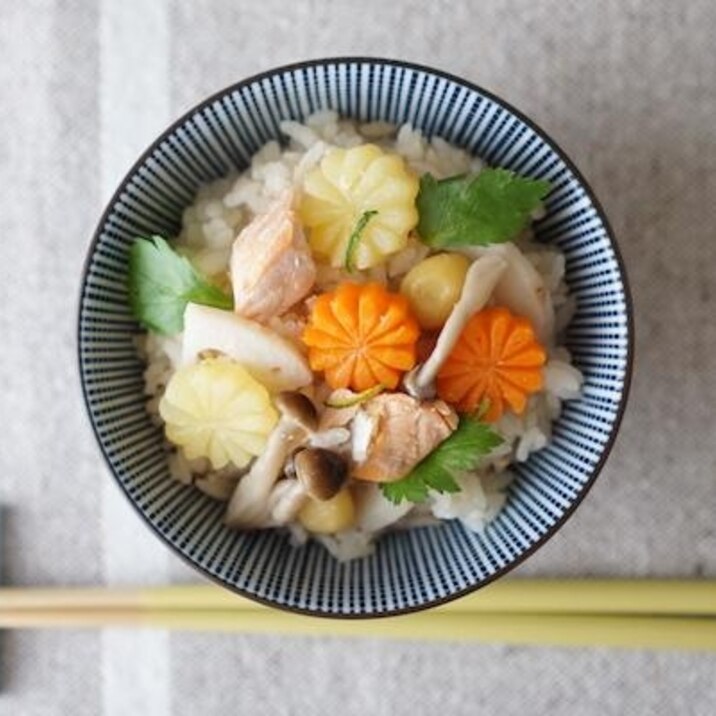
78, 56, 635, 619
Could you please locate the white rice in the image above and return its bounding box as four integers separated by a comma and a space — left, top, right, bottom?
137, 111, 584, 561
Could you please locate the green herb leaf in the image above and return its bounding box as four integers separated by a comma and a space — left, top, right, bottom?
344, 209, 378, 272
127, 236, 233, 335
380, 417, 504, 505
380, 464, 462, 505
416, 168, 551, 249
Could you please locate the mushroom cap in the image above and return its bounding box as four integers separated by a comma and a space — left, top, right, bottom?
294, 447, 348, 501
274, 391, 319, 432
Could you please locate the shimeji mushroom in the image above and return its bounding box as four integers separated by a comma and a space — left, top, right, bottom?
225, 394, 351, 528
225, 392, 318, 528
267, 479, 308, 525
295, 448, 348, 500
489, 242, 555, 345
267, 447, 349, 525
404, 253, 507, 399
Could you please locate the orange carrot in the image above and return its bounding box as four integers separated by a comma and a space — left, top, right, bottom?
302, 283, 420, 391
436, 307, 546, 422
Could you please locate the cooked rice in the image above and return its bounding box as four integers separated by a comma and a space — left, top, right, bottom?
137, 111, 584, 561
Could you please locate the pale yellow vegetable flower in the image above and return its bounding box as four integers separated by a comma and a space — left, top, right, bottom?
300, 144, 419, 270
159, 358, 278, 470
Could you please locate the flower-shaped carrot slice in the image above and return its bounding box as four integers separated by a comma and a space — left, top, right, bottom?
436, 307, 546, 422
302, 282, 420, 391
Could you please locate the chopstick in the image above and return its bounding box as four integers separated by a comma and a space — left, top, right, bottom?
1, 608, 715, 651
1, 580, 715, 616
2, 581, 715, 651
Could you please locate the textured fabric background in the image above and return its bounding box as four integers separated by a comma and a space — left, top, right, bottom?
1, 1, 715, 714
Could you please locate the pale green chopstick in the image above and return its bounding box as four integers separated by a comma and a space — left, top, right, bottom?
1, 580, 715, 651
2, 580, 714, 615
1, 608, 714, 651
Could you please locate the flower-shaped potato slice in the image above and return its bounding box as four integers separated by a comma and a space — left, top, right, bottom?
159, 358, 278, 469
300, 145, 419, 270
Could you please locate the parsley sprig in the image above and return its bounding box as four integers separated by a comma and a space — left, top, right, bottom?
127, 236, 233, 335
416, 168, 550, 248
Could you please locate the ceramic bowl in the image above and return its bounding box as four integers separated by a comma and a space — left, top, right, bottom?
79, 58, 633, 617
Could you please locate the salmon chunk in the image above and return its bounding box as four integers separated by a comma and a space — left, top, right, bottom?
352, 394, 458, 482
230, 193, 316, 322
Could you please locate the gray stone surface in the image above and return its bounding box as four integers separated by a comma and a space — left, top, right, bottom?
1, 0, 715, 714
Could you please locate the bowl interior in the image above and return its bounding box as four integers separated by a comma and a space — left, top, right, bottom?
79, 59, 631, 616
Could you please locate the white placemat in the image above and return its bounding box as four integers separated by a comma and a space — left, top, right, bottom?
1, 1, 715, 714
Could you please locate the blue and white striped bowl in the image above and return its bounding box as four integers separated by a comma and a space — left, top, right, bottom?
79, 58, 633, 617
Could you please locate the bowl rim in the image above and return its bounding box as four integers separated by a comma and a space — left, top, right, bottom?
78, 56, 635, 619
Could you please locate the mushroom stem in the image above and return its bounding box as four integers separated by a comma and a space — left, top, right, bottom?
489, 242, 555, 346
404, 253, 507, 398
268, 480, 309, 525
224, 422, 304, 527
224, 391, 319, 529
308, 426, 351, 449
